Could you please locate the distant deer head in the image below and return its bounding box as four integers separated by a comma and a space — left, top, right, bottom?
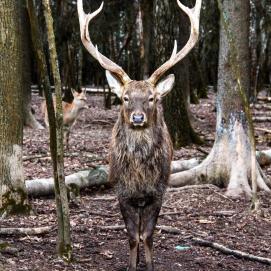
43, 88, 88, 149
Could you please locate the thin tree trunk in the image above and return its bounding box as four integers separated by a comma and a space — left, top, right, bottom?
42, 0, 72, 261
0, 0, 30, 215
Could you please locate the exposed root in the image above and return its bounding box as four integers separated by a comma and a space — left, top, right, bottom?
169, 124, 271, 198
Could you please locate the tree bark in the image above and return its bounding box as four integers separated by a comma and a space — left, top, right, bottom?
153, 0, 201, 148
0, 0, 30, 215
169, 0, 270, 198
22, 2, 44, 130
42, 0, 72, 261
139, 0, 153, 79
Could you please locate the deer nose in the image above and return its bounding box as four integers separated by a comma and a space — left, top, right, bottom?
132, 113, 144, 124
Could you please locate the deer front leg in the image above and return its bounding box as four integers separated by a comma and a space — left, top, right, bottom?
140, 198, 162, 271
119, 197, 140, 271
64, 128, 70, 151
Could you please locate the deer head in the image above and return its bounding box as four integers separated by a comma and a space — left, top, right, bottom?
77, 0, 202, 127
71, 89, 88, 110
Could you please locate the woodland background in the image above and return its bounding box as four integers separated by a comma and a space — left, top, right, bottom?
0, 0, 271, 270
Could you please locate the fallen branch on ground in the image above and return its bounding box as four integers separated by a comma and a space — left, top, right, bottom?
0, 226, 53, 236
255, 127, 271, 134
167, 184, 219, 193
193, 237, 271, 265
25, 158, 200, 197
25, 148, 271, 197
253, 117, 271, 122
98, 224, 271, 265
98, 224, 182, 235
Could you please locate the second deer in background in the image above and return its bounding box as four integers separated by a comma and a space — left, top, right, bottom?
42, 89, 88, 150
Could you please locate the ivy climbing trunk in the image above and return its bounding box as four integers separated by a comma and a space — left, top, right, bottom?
169, 0, 271, 198
153, 0, 201, 147
42, 0, 72, 261
0, 0, 30, 215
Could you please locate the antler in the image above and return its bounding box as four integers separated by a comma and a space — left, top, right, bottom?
77, 0, 131, 85
148, 0, 202, 85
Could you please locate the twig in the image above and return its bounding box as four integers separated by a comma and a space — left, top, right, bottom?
90, 196, 117, 201
0, 226, 53, 236
159, 211, 183, 217
253, 117, 271, 122
255, 127, 271, 134
167, 184, 219, 193
23, 154, 49, 161
156, 225, 181, 234
257, 96, 271, 102
98, 224, 182, 235
99, 225, 125, 230
193, 237, 271, 265
196, 146, 209, 155
213, 191, 234, 202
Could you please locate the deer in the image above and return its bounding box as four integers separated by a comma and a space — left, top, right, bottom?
42, 89, 88, 149
77, 0, 202, 270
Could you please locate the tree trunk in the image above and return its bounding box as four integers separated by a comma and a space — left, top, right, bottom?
0, 0, 30, 215
140, 0, 153, 79
153, 0, 201, 148
22, 2, 44, 130
169, 0, 270, 198
42, 0, 72, 261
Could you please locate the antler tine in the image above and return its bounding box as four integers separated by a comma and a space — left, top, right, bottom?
148, 0, 202, 85
77, 0, 131, 84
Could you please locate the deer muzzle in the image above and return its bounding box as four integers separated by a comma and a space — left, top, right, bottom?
131, 112, 146, 126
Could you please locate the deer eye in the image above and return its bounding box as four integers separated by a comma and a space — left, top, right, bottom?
123, 96, 129, 102
149, 96, 154, 102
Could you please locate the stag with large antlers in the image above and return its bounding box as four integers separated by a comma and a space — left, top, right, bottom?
78, 0, 202, 270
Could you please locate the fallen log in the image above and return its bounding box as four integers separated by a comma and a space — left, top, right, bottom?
25, 149, 271, 197
25, 159, 200, 197
26, 166, 109, 197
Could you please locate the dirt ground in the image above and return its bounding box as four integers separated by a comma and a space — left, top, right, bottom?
1, 91, 271, 271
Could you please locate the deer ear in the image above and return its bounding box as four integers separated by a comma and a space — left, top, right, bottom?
71, 88, 76, 97
155, 74, 175, 97
106, 70, 123, 98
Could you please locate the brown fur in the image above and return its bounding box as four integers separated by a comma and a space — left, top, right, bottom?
42, 90, 88, 149
109, 80, 173, 271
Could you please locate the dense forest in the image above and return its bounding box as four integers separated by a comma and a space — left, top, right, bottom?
0, 0, 271, 270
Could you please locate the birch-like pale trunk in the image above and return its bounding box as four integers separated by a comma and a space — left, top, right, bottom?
42, 0, 72, 261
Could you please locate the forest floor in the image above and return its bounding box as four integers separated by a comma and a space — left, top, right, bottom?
1, 90, 271, 271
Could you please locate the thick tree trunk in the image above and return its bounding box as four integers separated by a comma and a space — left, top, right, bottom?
153, 0, 201, 148
0, 0, 30, 215
43, 0, 72, 261
169, 0, 270, 198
